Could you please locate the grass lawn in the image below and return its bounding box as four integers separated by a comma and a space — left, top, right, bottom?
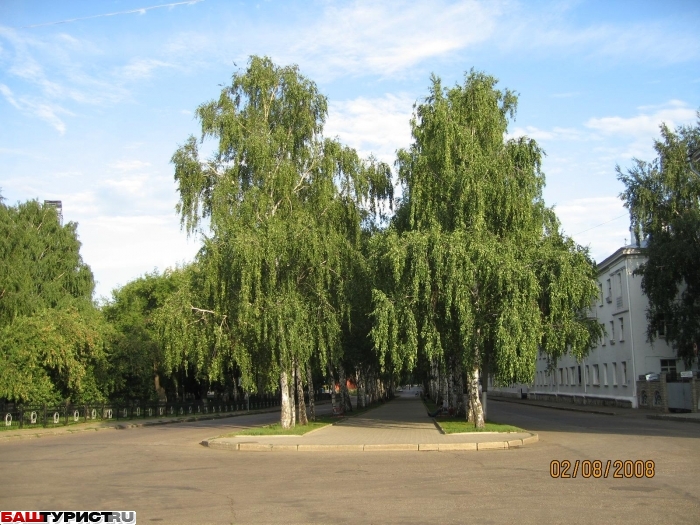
421, 396, 523, 434
225, 416, 336, 437
436, 418, 523, 434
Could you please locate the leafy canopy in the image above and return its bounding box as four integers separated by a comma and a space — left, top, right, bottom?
167, 56, 392, 392
618, 115, 700, 364
0, 199, 106, 404
370, 71, 602, 385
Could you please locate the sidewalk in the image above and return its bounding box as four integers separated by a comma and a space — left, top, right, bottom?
203, 388, 538, 452
489, 394, 700, 423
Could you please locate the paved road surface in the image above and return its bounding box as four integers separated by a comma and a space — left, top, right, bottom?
211, 391, 531, 448
1, 390, 698, 524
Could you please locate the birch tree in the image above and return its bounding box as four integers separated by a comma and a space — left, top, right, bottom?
370, 71, 602, 427
170, 56, 392, 428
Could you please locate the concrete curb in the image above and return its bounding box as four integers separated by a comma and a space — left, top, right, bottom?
490, 396, 616, 416
0, 407, 282, 442
201, 432, 538, 452
647, 414, 700, 425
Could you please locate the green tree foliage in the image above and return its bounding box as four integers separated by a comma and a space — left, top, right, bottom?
370, 72, 602, 425
618, 115, 700, 365
0, 199, 107, 404
103, 270, 182, 401
168, 56, 392, 426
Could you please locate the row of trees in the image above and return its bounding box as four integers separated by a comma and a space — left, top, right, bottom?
163, 57, 603, 429
4, 56, 694, 429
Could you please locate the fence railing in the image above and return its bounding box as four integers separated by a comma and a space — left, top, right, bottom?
2, 392, 332, 432
1, 397, 281, 431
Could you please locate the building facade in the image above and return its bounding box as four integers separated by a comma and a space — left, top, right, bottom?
490, 245, 698, 408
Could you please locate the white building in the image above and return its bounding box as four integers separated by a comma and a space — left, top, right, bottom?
490, 244, 695, 408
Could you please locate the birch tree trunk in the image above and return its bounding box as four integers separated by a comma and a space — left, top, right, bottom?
328, 364, 337, 412
468, 366, 485, 428
356, 368, 366, 408
441, 365, 449, 409
338, 364, 353, 412
456, 364, 466, 417
296, 359, 308, 425
280, 369, 292, 429
289, 365, 296, 427
306, 364, 315, 421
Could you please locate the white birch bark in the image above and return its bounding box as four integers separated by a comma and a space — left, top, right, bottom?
280, 369, 292, 429
306, 364, 315, 421
468, 366, 485, 428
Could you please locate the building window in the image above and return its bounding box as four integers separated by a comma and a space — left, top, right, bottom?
606, 279, 612, 302
585, 365, 590, 385
571, 366, 576, 386
593, 365, 600, 385
612, 362, 617, 386
565, 368, 570, 386
619, 317, 624, 342
660, 359, 676, 374
603, 363, 608, 386
622, 361, 627, 385
609, 321, 615, 344
657, 315, 666, 337
616, 273, 623, 306
598, 283, 603, 307
558, 368, 563, 385
578, 365, 582, 385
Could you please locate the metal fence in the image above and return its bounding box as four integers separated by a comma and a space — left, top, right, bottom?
1, 396, 282, 431
2, 392, 333, 431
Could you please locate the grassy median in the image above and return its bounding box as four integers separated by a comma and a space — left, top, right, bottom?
226, 416, 337, 437
422, 396, 523, 434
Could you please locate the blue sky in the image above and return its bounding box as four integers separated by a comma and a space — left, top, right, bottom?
1, 0, 699, 299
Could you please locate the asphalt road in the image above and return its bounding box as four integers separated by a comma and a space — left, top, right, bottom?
1, 399, 699, 524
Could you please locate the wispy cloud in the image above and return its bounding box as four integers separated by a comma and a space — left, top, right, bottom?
0, 83, 72, 133
585, 100, 697, 138
109, 160, 152, 171
498, 12, 700, 65
119, 58, 174, 80
508, 125, 597, 142
286, 0, 503, 79
18, 1, 204, 29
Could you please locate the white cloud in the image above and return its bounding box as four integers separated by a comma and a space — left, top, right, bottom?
555, 196, 631, 262
0, 83, 71, 134
498, 12, 700, 65
507, 125, 596, 142
287, 0, 502, 79
119, 58, 173, 80
326, 93, 414, 164
585, 100, 697, 138
108, 160, 152, 171
103, 175, 149, 196
79, 214, 199, 298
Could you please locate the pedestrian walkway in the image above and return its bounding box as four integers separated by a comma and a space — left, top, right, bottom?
203, 388, 537, 452
489, 393, 700, 424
